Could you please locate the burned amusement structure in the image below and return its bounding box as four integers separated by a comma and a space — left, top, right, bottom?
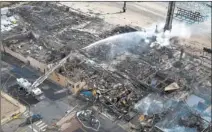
59, 31, 211, 131
1, 2, 211, 132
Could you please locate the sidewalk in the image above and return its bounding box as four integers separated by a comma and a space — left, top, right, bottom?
1, 91, 26, 125
61, 2, 167, 27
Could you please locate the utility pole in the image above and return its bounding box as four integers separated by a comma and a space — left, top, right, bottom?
123, 2, 126, 12
164, 2, 176, 32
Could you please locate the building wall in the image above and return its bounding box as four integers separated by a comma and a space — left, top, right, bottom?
2, 46, 28, 63
49, 72, 68, 87
1, 45, 70, 87
26, 56, 47, 73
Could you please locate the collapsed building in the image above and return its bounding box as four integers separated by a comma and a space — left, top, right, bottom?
59, 31, 211, 131
2, 2, 137, 65
1, 2, 211, 132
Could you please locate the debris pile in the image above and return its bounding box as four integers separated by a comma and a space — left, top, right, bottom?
1, 2, 118, 63
155, 102, 210, 132
99, 25, 138, 38
61, 30, 211, 131
2, 2, 211, 131
76, 109, 100, 131
61, 54, 147, 117
1, 7, 19, 32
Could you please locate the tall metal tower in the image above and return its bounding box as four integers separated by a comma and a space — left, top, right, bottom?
164, 2, 176, 32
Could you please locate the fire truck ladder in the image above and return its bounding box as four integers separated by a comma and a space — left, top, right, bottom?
30, 53, 72, 89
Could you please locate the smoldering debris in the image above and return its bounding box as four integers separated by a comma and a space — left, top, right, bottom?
155, 102, 210, 132
134, 94, 177, 115
62, 33, 211, 123
57, 29, 100, 50
61, 29, 211, 131
61, 54, 149, 117
3, 2, 139, 64
2, 2, 114, 63
179, 113, 205, 131
13, 3, 91, 31
2, 1, 211, 131
99, 25, 138, 38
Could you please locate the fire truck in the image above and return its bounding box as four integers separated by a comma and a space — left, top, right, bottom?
16, 78, 45, 100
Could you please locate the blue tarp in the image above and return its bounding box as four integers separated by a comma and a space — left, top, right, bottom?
80, 91, 93, 97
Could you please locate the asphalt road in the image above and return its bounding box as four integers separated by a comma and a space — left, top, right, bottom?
1, 53, 69, 102
1, 53, 72, 132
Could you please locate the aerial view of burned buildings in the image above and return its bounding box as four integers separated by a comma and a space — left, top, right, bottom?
1, 1, 211, 132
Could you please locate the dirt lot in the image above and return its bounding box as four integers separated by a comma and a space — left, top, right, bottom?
1, 2, 211, 131
1, 95, 19, 120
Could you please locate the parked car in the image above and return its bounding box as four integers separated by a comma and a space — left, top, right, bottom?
19, 114, 42, 127
25, 114, 43, 124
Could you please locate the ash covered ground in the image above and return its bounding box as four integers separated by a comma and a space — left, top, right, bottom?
2, 2, 139, 64
59, 30, 211, 131
1, 2, 211, 132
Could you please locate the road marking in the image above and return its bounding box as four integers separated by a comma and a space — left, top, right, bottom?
17, 127, 28, 132
35, 120, 43, 126
23, 111, 32, 117
28, 125, 38, 132
39, 125, 47, 130
37, 122, 46, 128
23, 112, 29, 117
40, 129, 46, 132
54, 89, 68, 94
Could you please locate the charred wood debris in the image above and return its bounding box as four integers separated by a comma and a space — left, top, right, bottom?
59, 42, 211, 129
2, 2, 211, 131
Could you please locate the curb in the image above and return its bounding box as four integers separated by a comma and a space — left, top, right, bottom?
1, 91, 26, 125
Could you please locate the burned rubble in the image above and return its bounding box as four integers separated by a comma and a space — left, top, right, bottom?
179, 114, 205, 131
155, 102, 210, 132
1, 2, 211, 132
60, 53, 148, 118
60, 30, 211, 131
99, 25, 139, 38
2, 2, 137, 64
2, 3, 100, 63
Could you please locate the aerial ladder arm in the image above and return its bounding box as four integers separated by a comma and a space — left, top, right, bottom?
30, 53, 73, 89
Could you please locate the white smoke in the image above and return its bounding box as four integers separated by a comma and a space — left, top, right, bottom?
170, 22, 192, 38
83, 21, 193, 61
146, 22, 192, 47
